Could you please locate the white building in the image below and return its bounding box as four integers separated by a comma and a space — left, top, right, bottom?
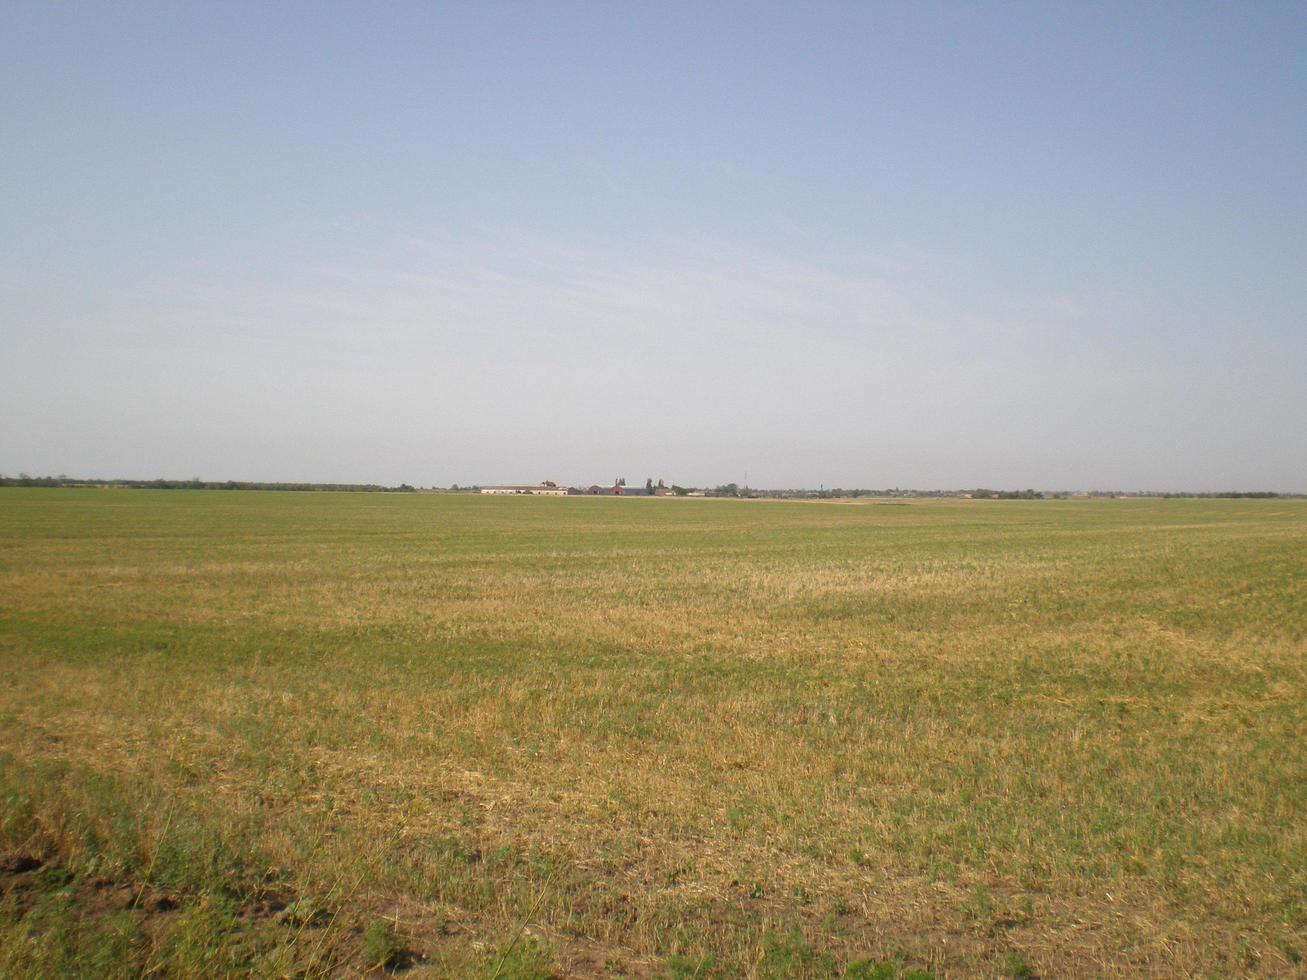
480, 482, 569, 496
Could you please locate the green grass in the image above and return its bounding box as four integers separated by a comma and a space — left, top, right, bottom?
0, 489, 1303, 976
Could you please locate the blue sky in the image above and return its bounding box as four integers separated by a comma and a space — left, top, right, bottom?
3, 2, 1305, 489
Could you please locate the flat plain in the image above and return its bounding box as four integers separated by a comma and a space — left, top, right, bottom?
0, 489, 1303, 977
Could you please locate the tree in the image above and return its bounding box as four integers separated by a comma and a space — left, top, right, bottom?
645, 478, 654, 492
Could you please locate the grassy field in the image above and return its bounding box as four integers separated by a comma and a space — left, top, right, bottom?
0, 489, 1303, 977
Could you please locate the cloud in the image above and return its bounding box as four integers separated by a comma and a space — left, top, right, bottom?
246, 234, 1106, 373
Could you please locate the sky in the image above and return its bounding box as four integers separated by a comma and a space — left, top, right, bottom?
3, 2, 1305, 491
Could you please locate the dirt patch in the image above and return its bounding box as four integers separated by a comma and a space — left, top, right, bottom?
0, 851, 180, 923
0, 854, 43, 876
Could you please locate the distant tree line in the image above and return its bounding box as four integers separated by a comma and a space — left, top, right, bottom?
0, 475, 416, 492
680, 486, 1299, 500
1156, 491, 1285, 499
969, 488, 1044, 499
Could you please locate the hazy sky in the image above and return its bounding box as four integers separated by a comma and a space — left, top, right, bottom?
3, 2, 1305, 490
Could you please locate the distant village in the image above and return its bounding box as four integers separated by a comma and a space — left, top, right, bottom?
478, 479, 697, 497
474, 481, 1057, 499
